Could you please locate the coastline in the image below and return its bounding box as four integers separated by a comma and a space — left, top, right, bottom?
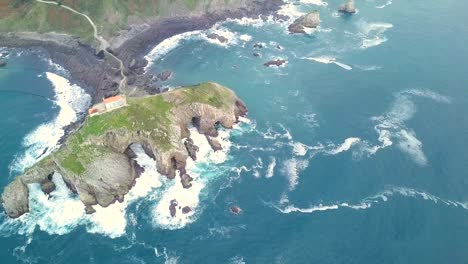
0, 0, 283, 222
0, 0, 284, 103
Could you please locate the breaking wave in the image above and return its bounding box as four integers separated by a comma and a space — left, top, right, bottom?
304, 56, 353, 70
1, 144, 164, 238
9, 72, 91, 175
145, 30, 202, 68
273, 186, 468, 214
353, 89, 451, 165
376, 0, 393, 9
356, 20, 393, 49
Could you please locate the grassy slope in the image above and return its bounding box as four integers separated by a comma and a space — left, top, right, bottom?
0, 0, 219, 40
42, 83, 232, 175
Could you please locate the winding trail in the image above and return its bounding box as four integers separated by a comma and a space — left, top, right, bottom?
34, 0, 127, 92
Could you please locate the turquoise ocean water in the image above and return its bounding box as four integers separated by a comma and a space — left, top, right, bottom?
1, 0, 468, 263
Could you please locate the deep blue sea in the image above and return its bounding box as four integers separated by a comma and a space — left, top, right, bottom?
1, 0, 468, 263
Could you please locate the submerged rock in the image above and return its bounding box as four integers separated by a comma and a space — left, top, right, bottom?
288, 11, 320, 34
339, 0, 356, 14
230, 205, 242, 215
0, 60, 6, 68
264, 59, 286, 67
157, 70, 172, 82
206, 33, 228, 43
253, 43, 264, 49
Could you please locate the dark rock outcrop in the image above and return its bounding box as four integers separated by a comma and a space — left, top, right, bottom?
40, 177, 56, 195
181, 174, 194, 189
264, 59, 286, 67
182, 206, 192, 214
157, 70, 172, 82
339, 0, 356, 14
184, 138, 199, 161
206, 136, 223, 151
206, 33, 228, 43
169, 199, 178, 217
253, 43, 264, 49
0, 60, 6, 67
230, 205, 242, 215
288, 11, 320, 34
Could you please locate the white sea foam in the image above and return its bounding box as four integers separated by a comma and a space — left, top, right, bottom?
305, 56, 353, 70
376, 0, 393, 9
278, 1, 305, 21
281, 158, 309, 191
274, 186, 468, 214
2, 145, 164, 238
266, 157, 277, 178
300, 0, 328, 6
239, 34, 252, 42
327, 137, 361, 155
356, 65, 382, 71
357, 20, 393, 49
354, 89, 451, 164
145, 30, 202, 68
9, 72, 91, 174
153, 126, 234, 229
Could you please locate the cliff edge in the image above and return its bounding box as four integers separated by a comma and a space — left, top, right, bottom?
1, 82, 247, 218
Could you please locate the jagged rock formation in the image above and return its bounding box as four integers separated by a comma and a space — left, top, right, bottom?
339, 0, 357, 14
288, 11, 320, 34
1, 82, 247, 219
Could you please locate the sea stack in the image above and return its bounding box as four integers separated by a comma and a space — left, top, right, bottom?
288, 11, 320, 34
339, 0, 356, 14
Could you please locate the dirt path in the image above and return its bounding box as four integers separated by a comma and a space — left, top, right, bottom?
35, 0, 127, 92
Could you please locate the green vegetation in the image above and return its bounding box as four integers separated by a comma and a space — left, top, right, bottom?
0, 0, 228, 41
40, 83, 233, 175
181, 82, 233, 108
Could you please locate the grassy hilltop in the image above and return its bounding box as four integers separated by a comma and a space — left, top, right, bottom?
42, 82, 234, 175
0, 0, 241, 41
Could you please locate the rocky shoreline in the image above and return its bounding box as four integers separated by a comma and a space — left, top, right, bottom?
1, 83, 247, 219
0, 0, 283, 103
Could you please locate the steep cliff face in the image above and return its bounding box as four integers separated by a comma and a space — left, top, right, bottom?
0, 82, 247, 218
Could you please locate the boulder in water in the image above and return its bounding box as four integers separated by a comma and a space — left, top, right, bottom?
339, 0, 356, 14
181, 174, 194, 189
263, 59, 286, 67
230, 205, 242, 215
288, 11, 320, 34
0, 60, 7, 68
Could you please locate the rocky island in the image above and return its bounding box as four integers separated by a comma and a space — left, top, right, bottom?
288, 11, 320, 34
1, 82, 247, 218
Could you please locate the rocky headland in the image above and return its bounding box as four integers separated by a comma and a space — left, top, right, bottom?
1, 82, 247, 218
288, 11, 320, 34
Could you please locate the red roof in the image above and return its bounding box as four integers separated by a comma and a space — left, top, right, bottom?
103, 95, 124, 104
88, 108, 98, 114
